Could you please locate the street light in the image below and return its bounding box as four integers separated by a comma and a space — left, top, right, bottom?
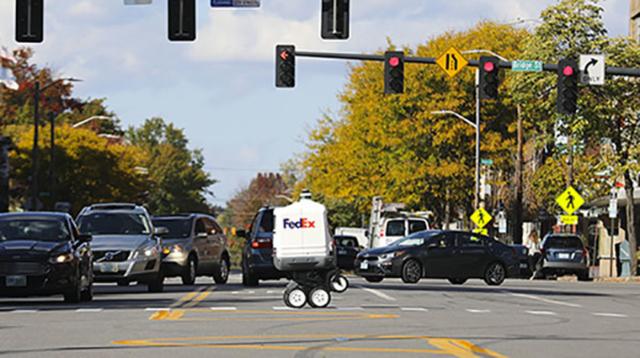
431, 110, 480, 209
30, 77, 81, 211
72, 115, 116, 128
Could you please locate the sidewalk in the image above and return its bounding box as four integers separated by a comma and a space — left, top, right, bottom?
593, 276, 640, 283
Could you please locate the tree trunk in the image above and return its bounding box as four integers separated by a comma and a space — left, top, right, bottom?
624, 170, 637, 276
444, 187, 451, 230
513, 105, 524, 244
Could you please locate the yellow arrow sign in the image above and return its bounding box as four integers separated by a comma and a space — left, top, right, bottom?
556, 187, 584, 215
436, 47, 469, 78
470, 208, 492, 229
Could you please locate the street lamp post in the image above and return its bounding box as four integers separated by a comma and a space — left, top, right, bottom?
30, 77, 81, 211
431, 110, 480, 209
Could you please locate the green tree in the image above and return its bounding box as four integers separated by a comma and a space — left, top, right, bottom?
127, 117, 215, 214
225, 173, 289, 229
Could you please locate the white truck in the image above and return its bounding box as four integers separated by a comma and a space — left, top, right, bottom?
368, 197, 431, 248
334, 227, 369, 248
273, 192, 348, 309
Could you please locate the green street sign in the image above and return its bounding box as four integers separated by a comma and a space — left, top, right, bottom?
481, 159, 494, 166
512, 60, 543, 72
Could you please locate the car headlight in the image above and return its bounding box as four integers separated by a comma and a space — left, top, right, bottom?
134, 245, 158, 259
50, 253, 74, 264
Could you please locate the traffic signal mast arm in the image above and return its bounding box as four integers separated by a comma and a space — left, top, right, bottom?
293, 50, 640, 77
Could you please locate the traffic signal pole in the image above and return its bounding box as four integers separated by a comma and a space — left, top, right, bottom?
475, 69, 481, 210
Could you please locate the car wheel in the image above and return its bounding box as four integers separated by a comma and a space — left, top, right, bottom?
283, 286, 307, 309
365, 276, 384, 283
448, 278, 467, 285
213, 256, 230, 284
64, 280, 82, 304
401, 259, 422, 284
308, 287, 331, 308
242, 263, 259, 287
181, 255, 197, 285
577, 271, 590, 282
147, 274, 165, 293
484, 262, 506, 286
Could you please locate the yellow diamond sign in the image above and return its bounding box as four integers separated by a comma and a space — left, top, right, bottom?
470, 208, 492, 229
436, 47, 469, 78
556, 187, 584, 215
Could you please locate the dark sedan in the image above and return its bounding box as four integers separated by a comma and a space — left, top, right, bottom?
0, 213, 93, 303
355, 230, 520, 286
335, 235, 361, 271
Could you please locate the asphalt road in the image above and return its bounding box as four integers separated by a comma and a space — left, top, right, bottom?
1, 275, 639, 358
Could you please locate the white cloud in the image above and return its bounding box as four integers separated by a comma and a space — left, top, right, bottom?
68, 1, 103, 17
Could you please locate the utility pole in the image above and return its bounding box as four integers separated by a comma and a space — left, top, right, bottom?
475, 69, 481, 209
30, 81, 40, 211
48, 111, 55, 208
514, 105, 524, 244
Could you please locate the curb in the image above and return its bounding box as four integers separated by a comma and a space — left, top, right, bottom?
593, 277, 640, 283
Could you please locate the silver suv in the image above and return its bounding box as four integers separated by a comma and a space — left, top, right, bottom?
76, 203, 165, 292
153, 214, 230, 286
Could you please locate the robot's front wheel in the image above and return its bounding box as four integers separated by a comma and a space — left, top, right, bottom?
284, 286, 307, 309
329, 274, 349, 293
308, 287, 332, 308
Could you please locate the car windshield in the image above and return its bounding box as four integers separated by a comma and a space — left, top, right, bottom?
78, 213, 151, 236
544, 237, 583, 249
389, 231, 438, 247
152, 218, 192, 239
0, 219, 70, 242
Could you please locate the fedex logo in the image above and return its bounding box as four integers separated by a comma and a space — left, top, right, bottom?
283, 218, 316, 229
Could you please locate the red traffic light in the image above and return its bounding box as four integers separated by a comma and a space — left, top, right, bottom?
389, 57, 401, 68
483, 61, 495, 72
280, 51, 290, 61
562, 66, 574, 76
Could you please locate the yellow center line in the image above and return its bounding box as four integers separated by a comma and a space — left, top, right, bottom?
183, 286, 214, 308
149, 286, 213, 321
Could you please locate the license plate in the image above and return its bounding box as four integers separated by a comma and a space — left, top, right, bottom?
99, 263, 119, 273
6, 275, 27, 287
558, 253, 571, 259
338, 249, 347, 255
520, 263, 529, 269
360, 261, 369, 270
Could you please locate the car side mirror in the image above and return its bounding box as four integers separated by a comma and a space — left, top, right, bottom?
154, 227, 169, 236
78, 234, 92, 243
236, 230, 247, 239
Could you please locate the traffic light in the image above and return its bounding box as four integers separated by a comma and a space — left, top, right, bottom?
557, 58, 579, 115
321, 0, 350, 40
276, 45, 295, 88
479, 56, 500, 99
168, 0, 196, 41
16, 0, 44, 43
384, 51, 404, 95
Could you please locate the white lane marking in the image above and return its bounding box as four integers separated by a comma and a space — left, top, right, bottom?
266, 290, 279, 294
246, 291, 256, 294
526, 310, 557, 316
358, 286, 397, 302
466, 309, 491, 313
402, 307, 428, 312
145, 308, 171, 311
76, 308, 103, 313
210, 307, 237, 311
509, 292, 582, 308
12, 310, 38, 313
593, 313, 628, 318
231, 291, 240, 295
273, 306, 294, 311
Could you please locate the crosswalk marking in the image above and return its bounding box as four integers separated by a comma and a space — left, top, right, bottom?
466, 309, 491, 313
593, 313, 627, 318
526, 310, 557, 316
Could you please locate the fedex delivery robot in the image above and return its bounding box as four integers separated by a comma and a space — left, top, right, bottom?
273, 192, 349, 308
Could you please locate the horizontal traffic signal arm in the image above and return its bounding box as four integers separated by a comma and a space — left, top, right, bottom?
292, 50, 640, 77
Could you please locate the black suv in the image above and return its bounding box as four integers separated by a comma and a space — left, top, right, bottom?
0, 212, 94, 303
240, 207, 286, 286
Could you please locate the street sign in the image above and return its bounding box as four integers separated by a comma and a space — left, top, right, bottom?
579, 54, 605, 86
609, 198, 618, 219
481, 159, 493, 166
556, 186, 585, 215
470, 208, 492, 229
211, 0, 261, 7
473, 228, 489, 236
436, 47, 468, 78
561, 215, 579, 225
512, 60, 543, 72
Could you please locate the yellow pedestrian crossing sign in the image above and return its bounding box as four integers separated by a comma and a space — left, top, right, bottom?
436, 47, 469, 78
470, 208, 492, 229
556, 187, 584, 215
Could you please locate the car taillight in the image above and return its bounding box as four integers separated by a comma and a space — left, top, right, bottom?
379, 231, 384, 237
251, 239, 272, 249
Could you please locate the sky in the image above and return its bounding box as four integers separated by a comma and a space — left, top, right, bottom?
0, 0, 631, 206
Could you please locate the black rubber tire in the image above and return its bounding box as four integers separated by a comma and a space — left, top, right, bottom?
329, 274, 349, 293
484, 262, 506, 286
365, 276, 384, 283
401, 259, 422, 284
64, 280, 82, 304
577, 271, 590, 282
213, 256, 230, 284
283, 286, 307, 309
147, 274, 165, 293
181, 255, 197, 285
307, 287, 331, 308
242, 263, 259, 287
448, 278, 467, 285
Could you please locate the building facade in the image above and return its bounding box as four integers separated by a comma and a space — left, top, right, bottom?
632, 0, 640, 41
